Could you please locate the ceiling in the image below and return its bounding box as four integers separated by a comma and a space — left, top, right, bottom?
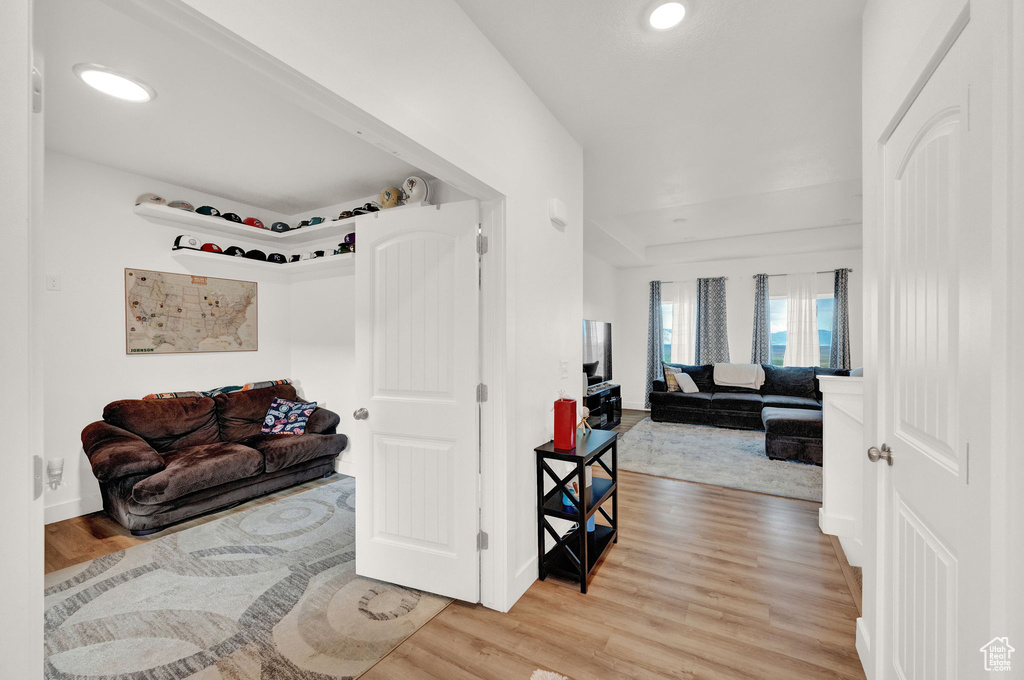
36, 0, 424, 215
454, 0, 865, 266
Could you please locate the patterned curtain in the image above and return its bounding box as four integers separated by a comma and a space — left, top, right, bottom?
750, 273, 771, 364
645, 281, 663, 408
830, 268, 852, 369
695, 277, 730, 364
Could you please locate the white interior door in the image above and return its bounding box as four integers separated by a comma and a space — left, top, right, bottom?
353, 199, 481, 602
877, 27, 985, 679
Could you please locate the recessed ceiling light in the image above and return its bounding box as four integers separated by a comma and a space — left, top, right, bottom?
73, 63, 156, 103
648, 2, 686, 30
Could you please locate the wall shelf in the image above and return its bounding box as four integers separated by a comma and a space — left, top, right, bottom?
135, 202, 360, 246
171, 248, 354, 275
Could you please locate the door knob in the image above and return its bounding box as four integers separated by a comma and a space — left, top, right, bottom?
867, 443, 894, 466
353, 408, 368, 420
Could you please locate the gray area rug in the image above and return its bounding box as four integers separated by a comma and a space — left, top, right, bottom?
617, 418, 822, 501
44, 476, 450, 679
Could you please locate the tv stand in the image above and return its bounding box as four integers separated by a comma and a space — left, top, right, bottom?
584, 384, 621, 430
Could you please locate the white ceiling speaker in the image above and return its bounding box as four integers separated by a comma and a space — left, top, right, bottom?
73, 63, 156, 103
548, 198, 568, 229
648, 2, 686, 30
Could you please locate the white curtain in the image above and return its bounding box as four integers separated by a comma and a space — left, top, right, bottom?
663, 281, 696, 365
783, 273, 819, 367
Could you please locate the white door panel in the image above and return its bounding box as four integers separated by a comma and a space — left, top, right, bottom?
879, 27, 967, 680
354, 200, 480, 602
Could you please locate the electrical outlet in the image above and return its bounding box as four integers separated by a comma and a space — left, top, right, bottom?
560, 360, 569, 379
45, 274, 61, 291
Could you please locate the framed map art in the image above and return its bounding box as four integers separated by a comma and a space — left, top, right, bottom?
125, 268, 257, 354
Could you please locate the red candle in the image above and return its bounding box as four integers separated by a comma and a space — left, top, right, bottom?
553, 398, 577, 451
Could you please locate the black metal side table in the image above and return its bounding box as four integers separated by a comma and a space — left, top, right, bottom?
535, 428, 618, 593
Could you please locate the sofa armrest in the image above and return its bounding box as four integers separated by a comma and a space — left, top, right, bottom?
651, 380, 667, 392
306, 408, 341, 435
81, 421, 165, 483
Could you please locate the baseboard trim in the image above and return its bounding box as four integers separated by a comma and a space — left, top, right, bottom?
45, 494, 103, 525
623, 402, 649, 411
856, 617, 874, 680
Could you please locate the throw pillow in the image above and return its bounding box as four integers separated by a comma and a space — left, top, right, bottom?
142, 391, 204, 400
663, 365, 681, 392
676, 372, 700, 393
261, 397, 318, 435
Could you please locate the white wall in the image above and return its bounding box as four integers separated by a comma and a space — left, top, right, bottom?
40, 151, 297, 523
610, 249, 863, 409
178, 0, 584, 611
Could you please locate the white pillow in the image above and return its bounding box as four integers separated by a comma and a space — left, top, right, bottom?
676, 372, 699, 393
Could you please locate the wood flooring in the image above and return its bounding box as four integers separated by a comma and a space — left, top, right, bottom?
46, 407, 866, 679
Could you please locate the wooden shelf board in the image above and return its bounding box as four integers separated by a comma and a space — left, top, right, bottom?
542, 477, 615, 521
171, 248, 354, 274
542, 524, 616, 584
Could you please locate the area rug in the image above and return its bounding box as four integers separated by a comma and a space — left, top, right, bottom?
44, 476, 450, 679
617, 418, 823, 501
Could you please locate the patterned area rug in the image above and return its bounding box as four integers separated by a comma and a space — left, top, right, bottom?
44, 477, 450, 679
618, 418, 823, 501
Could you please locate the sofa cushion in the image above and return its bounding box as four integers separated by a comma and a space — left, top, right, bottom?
664, 363, 714, 392
710, 393, 764, 413
215, 384, 300, 441
814, 367, 852, 399
242, 433, 348, 473
761, 407, 823, 438
131, 442, 264, 505
761, 365, 817, 399
648, 390, 713, 410
762, 395, 822, 410
103, 397, 220, 453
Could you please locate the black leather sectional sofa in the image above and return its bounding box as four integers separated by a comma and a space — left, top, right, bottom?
649, 363, 850, 464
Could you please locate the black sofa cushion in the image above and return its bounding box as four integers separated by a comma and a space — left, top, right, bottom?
710, 393, 764, 413
664, 363, 714, 392
762, 395, 821, 410
649, 390, 713, 409
761, 407, 823, 438
761, 365, 817, 399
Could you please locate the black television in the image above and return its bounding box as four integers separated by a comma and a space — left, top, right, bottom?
582, 320, 612, 387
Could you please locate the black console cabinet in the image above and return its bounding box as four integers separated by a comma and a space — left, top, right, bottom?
584, 383, 621, 430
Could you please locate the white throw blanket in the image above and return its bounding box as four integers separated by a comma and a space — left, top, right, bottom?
714, 363, 765, 390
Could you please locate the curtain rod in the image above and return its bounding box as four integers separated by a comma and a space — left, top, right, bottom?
754, 268, 853, 279
659, 277, 729, 284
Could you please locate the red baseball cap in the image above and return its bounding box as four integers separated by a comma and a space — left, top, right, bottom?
243, 217, 265, 229
201, 243, 223, 253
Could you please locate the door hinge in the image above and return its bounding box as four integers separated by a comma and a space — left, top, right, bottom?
476, 383, 488, 403
477, 530, 489, 551
476, 234, 488, 255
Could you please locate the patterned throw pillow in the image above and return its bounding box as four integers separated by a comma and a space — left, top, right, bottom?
204, 379, 292, 398
663, 364, 681, 392
261, 397, 317, 435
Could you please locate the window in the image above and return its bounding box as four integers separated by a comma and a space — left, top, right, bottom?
769, 296, 834, 367
661, 302, 673, 362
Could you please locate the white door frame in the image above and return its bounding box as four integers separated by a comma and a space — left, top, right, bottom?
0, 0, 44, 676
861, 0, 1019, 677
38, 0, 515, 619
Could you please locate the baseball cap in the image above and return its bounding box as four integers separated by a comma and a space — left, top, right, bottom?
167, 200, 194, 211
136, 193, 166, 206
196, 205, 220, 216
243, 217, 265, 229
200, 243, 223, 253
222, 212, 242, 223
267, 253, 287, 264
173, 234, 203, 250
243, 249, 267, 261
224, 246, 246, 257
308, 216, 325, 226
270, 222, 290, 232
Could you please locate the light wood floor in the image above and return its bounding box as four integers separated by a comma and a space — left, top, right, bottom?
46, 409, 865, 679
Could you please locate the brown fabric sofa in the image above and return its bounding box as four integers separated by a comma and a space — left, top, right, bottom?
81, 384, 347, 535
